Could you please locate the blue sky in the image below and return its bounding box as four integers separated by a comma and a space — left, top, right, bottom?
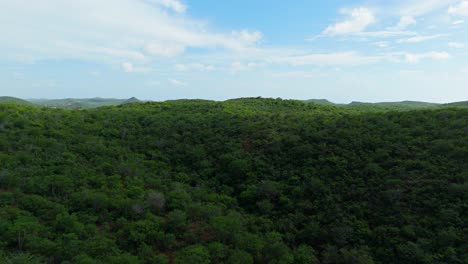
1, 0, 468, 103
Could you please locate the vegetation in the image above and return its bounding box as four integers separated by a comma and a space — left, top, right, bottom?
0, 98, 467, 263
304, 99, 468, 112
1, 96, 467, 111
0, 96, 34, 106
27, 97, 141, 109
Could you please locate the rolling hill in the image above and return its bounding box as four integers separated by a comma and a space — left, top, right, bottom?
304, 99, 468, 111
0, 96, 34, 106
28, 97, 140, 109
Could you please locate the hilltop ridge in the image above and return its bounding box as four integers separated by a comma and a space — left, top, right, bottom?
1, 96, 467, 111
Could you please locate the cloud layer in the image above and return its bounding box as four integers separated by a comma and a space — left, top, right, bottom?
0, 0, 261, 63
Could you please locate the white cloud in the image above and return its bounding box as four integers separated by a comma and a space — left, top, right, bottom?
398, 16, 417, 29
452, 19, 465, 24
169, 79, 187, 86
231, 30, 263, 46
448, 1, 468, 16
390, 16, 417, 30
398, 34, 444, 43
274, 52, 381, 66
403, 51, 450, 63
0, 0, 263, 64
374, 41, 390, 48
150, 0, 187, 13
324, 8, 375, 36
144, 43, 185, 57
322, 8, 417, 39
448, 42, 465, 48
175, 63, 215, 71
401, 0, 454, 16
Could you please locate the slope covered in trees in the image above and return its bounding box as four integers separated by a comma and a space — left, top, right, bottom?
0, 98, 467, 263
303, 99, 468, 111
28, 97, 141, 109
0, 96, 34, 106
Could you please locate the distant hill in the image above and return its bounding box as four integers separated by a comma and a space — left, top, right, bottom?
303, 99, 337, 106
303, 99, 468, 111
0, 96, 33, 106
2, 96, 467, 111
444, 101, 468, 108
346, 101, 441, 111
123, 97, 141, 104
349, 100, 439, 107
28, 97, 140, 109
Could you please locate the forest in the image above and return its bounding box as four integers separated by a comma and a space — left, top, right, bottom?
0, 98, 467, 263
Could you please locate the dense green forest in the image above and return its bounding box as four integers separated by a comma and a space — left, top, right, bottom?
0, 98, 467, 263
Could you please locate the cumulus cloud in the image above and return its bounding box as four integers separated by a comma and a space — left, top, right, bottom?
448, 1, 468, 16
322, 8, 416, 39
323, 8, 375, 35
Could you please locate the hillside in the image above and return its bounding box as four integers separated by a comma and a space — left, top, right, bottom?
302, 99, 336, 106
304, 99, 467, 111
28, 97, 139, 109
0, 96, 33, 106
445, 101, 468, 107
0, 98, 467, 263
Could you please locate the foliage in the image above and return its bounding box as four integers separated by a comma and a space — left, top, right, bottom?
0, 98, 467, 263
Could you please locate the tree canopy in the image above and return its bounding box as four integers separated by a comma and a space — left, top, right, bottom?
0, 98, 467, 263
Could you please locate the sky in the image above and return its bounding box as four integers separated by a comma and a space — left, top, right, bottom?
0, 0, 468, 103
